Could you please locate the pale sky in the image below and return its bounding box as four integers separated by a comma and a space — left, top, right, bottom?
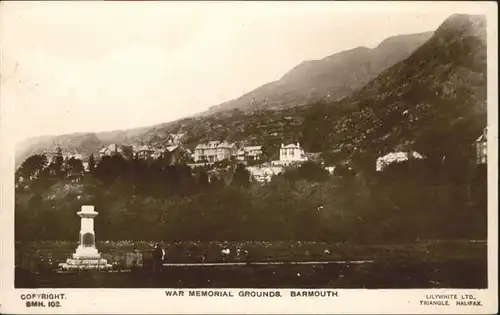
0, 1, 488, 143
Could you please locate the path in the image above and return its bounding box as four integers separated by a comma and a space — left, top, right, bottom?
162, 260, 375, 267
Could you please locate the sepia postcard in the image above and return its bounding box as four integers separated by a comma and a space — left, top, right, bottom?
0, 1, 498, 314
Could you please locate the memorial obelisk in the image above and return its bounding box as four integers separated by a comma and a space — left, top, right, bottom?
59, 205, 112, 271
74, 205, 100, 259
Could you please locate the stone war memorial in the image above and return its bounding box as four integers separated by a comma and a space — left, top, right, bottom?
58, 205, 112, 271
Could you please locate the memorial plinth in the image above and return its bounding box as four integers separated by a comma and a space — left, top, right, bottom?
58, 205, 112, 271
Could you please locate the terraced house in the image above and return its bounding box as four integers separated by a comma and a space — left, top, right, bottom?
194, 141, 237, 162
216, 142, 237, 161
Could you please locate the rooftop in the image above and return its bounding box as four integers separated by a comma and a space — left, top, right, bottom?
244, 146, 262, 151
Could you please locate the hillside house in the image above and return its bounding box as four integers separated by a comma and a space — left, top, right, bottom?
216, 142, 237, 161
158, 145, 189, 165
475, 127, 487, 165
376, 151, 424, 171
194, 141, 237, 162
244, 146, 263, 161
134, 145, 155, 160
194, 141, 221, 162
98, 144, 133, 160
236, 146, 263, 162
247, 166, 284, 183
166, 133, 186, 146
276, 143, 308, 165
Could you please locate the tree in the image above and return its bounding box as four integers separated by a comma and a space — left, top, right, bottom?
197, 169, 210, 191
88, 154, 96, 172
66, 157, 85, 178
297, 161, 330, 182
232, 163, 250, 188
94, 155, 129, 183
17, 154, 48, 181
45, 153, 66, 179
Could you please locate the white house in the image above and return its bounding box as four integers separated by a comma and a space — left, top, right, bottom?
276, 143, 308, 165
376, 151, 424, 171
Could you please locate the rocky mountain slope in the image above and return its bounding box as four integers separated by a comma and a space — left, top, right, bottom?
312, 13, 487, 166
207, 32, 433, 113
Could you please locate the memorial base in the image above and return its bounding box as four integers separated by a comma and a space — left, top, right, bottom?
58, 246, 112, 271
73, 246, 100, 259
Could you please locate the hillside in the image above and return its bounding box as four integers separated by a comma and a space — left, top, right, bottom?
15, 127, 153, 167
154, 13, 487, 165
207, 32, 433, 113
327, 13, 487, 166
16, 30, 432, 164
16, 14, 486, 171
16, 133, 103, 164
172, 13, 487, 166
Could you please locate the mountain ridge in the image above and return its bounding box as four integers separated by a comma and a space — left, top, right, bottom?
319, 13, 487, 165
207, 31, 433, 113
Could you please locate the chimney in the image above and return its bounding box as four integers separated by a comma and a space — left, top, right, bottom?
281, 143, 284, 148
296, 142, 300, 148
